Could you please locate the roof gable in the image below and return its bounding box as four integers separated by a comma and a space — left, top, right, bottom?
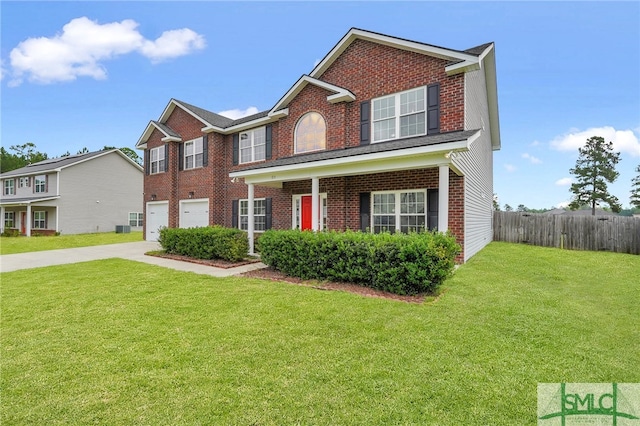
0, 149, 142, 178
270, 75, 356, 112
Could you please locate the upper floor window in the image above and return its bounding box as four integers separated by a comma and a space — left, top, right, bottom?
239, 127, 266, 164
372, 87, 426, 143
34, 175, 46, 193
19, 177, 30, 188
150, 146, 165, 174
4, 179, 15, 195
184, 138, 203, 169
295, 112, 326, 154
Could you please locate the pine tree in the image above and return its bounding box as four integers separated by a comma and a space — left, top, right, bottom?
569, 136, 621, 215
630, 164, 640, 209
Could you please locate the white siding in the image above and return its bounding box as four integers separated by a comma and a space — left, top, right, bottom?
454, 68, 494, 261
56, 152, 143, 234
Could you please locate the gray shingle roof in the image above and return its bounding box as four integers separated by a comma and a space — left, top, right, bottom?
174, 99, 235, 128
236, 129, 480, 172
0, 150, 113, 178
152, 120, 181, 138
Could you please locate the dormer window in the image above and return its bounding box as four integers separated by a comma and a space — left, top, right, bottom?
295, 112, 326, 154
372, 86, 426, 143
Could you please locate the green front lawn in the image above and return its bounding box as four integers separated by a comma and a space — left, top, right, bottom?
0, 231, 143, 255
2, 242, 638, 424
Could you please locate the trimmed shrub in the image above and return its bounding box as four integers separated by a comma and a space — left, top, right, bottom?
258, 229, 460, 295
158, 226, 249, 262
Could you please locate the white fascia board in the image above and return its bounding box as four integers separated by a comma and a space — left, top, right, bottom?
311, 28, 478, 78
271, 75, 355, 113
201, 109, 290, 135
161, 136, 182, 143
445, 60, 480, 76
136, 121, 182, 148
481, 47, 501, 151
230, 139, 471, 185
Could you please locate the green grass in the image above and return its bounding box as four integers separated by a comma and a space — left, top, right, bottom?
1, 242, 638, 425
0, 231, 143, 255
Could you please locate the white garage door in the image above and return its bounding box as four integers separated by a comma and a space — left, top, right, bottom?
146, 201, 168, 241
179, 199, 209, 229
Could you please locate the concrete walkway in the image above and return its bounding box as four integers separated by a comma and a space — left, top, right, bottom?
0, 241, 267, 277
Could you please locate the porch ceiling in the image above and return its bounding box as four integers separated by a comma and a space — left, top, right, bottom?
230, 129, 480, 187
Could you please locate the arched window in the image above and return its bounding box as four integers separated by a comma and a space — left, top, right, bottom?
295, 112, 326, 154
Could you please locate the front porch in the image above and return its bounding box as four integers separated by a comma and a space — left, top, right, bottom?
1, 198, 58, 237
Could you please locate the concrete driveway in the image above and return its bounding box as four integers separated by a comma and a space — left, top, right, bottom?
0, 241, 266, 277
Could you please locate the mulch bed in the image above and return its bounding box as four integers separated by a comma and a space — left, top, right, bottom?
146, 251, 428, 303
145, 252, 261, 269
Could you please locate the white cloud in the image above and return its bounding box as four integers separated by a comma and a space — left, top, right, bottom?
217, 106, 260, 120
140, 28, 205, 64
555, 177, 572, 186
522, 152, 542, 164
313, 58, 321, 67
504, 164, 516, 173
7, 17, 206, 85
549, 126, 640, 157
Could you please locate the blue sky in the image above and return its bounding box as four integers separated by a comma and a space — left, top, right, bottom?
1, 1, 639, 209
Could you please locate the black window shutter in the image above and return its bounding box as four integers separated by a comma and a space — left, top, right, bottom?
265, 125, 272, 160
164, 144, 170, 172
427, 189, 439, 231
265, 197, 272, 230
202, 135, 208, 166
178, 143, 184, 171
231, 200, 239, 228
144, 150, 150, 175
360, 101, 370, 145
232, 134, 239, 166
359, 192, 370, 232
427, 83, 440, 135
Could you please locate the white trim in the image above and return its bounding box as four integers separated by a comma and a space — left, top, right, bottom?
371, 86, 427, 143
231, 137, 474, 185
271, 75, 355, 113
310, 28, 478, 79
183, 138, 204, 170
178, 198, 209, 229
238, 126, 266, 164
136, 121, 182, 148
292, 193, 328, 230
294, 112, 327, 155
370, 189, 429, 233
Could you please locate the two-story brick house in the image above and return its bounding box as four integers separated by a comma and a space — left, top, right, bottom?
136, 28, 500, 262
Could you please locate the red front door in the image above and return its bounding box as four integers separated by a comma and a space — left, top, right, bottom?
301, 196, 312, 230
20, 212, 26, 234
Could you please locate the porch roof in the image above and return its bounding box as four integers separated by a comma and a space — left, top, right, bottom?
230, 129, 481, 187
0, 196, 60, 206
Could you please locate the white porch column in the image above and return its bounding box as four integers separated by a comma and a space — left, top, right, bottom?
0, 206, 4, 233
26, 204, 32, 237
311, 177, 319, 231
438, 165, 449, 232
248, 183, 255, 255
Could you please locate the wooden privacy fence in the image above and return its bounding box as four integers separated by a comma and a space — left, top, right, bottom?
493, 212, 640, 255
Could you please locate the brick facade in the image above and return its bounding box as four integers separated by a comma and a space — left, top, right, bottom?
139, 29, 497, 263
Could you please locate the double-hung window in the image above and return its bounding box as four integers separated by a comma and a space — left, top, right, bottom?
184, 139, 203, 169
129, 212, 144, 227
372, 190, 426, 233
150, 147, 165, 174
372, 87, 426, 143
34, 175, 46, 193
239, 127, 266, 164
4, 179, 15, 195
19, 177, 30, 188
239, 199, 266, 232
33, 211, 46, 229
4, 211, 15, 228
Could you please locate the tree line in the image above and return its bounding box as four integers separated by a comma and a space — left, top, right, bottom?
0, 143, 141, 173
498, 136, 640, 215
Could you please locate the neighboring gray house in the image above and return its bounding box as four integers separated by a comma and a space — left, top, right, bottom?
0, 149, 143, 236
